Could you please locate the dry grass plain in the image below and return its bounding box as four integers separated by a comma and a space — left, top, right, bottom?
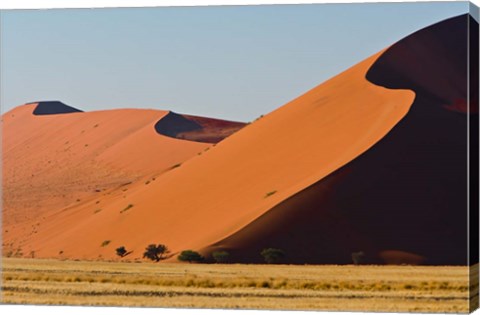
0, 258, 474, 312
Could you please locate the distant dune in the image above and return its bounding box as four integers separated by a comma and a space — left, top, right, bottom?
2, 103, 243, 257
2, 14, 476, 265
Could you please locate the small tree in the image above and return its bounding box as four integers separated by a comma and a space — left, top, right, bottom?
212, 250, 230, 263
261, 248, 285, 264
351, 251, 366, 265
116, 246, 127, 257
143, 244, 169, 262
177, 250, 204, 263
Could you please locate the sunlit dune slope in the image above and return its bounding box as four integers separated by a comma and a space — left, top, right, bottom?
14, 48, 413, 261
2, 103, 243, 252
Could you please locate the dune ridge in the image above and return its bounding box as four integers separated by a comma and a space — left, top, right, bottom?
2, 104, 243, 254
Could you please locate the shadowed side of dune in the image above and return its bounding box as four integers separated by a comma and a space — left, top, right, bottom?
207, 14, 474, 265
32, 101, 83, 115
468, 9, 479, 267
179, 115, 247, 143
154, 111, 202, 137
154, 111, 246, 143
207, 171, 371, 264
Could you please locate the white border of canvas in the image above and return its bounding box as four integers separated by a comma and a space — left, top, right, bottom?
0, 1, 478, 315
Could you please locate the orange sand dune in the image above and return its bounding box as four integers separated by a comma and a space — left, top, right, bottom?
208, 14, 475, 265
7, 50, 413, 261
2, 103, 243, 253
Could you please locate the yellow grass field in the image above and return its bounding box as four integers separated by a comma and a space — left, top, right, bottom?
1, 258, 476, 312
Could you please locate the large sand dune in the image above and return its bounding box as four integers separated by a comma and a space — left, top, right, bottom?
2, 14, 475, 265
2, 103, 243, 256
212, 14, 476, 265
214, 14, 476, 265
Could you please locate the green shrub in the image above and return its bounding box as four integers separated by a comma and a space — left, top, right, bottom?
143, 244, 169, 262
212, 251, 230, 263
116, 246, 127, 257
351, 251, 366, 265
120, 204, 133, 213
101, 240, 111, 247
264, 190, 277, 198
178, 250, 204, 263
261, 248, 285, 264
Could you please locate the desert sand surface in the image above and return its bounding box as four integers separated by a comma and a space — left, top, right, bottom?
2, 14, 476, 265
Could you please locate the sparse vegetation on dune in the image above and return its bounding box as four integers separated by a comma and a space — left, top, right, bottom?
352, 251, 366, 265
120, 204, 133, 213
0, 258, 471, 312
116, 246, 127, 257
261, 248, 285, 264
212, 251, 230, 263
143, 244, 169, 262
264, 190, 277, 198
177, 250, 204, 263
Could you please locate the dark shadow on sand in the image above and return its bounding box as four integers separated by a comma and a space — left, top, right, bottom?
32, 101, 83, 115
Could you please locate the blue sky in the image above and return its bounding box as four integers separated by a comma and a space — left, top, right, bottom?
0, 2, 468, 121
